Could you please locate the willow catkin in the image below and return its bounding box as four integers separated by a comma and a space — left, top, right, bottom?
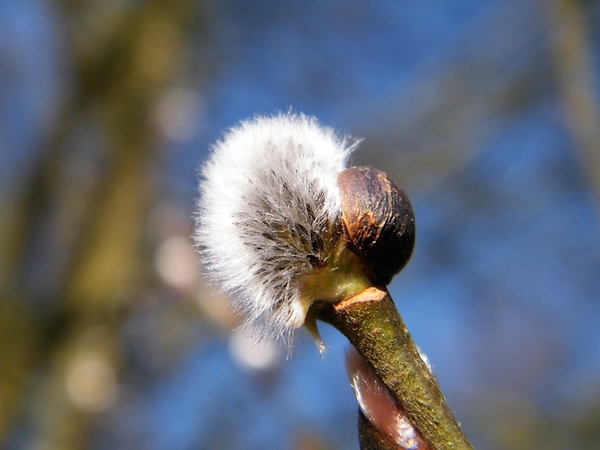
195, 113, 368, 349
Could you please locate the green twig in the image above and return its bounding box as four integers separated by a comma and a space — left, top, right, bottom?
319, 287, 473, 450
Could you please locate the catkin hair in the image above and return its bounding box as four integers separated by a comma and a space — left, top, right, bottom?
195, 113, 355, 347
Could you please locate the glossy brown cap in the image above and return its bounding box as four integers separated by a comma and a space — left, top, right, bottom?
337, 166, 415, 286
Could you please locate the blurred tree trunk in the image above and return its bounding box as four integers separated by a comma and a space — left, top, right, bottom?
0, 0, 198, 447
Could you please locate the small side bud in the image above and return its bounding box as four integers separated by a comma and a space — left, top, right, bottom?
346, 346, 429, 450
337, 167, 416, 286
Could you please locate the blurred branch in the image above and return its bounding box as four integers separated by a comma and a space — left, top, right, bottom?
0, 0, 198, 447
544, 0, 600, 203
355, 1, 550, 192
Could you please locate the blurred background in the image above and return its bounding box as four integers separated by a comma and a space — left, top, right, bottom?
1, 0, 600, 449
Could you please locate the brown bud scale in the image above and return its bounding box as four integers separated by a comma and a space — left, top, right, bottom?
337, 166, 415, 286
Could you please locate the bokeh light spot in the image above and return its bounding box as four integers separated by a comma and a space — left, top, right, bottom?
65, 351, 118, 413
229, 328, 279, 371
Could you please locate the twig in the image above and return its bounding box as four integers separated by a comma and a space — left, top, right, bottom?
319, 287, 473, 450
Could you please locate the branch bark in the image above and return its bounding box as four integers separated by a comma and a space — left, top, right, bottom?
319, 287, 472, 450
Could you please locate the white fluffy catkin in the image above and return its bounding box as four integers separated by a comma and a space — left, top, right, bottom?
195, 113, 357, 348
